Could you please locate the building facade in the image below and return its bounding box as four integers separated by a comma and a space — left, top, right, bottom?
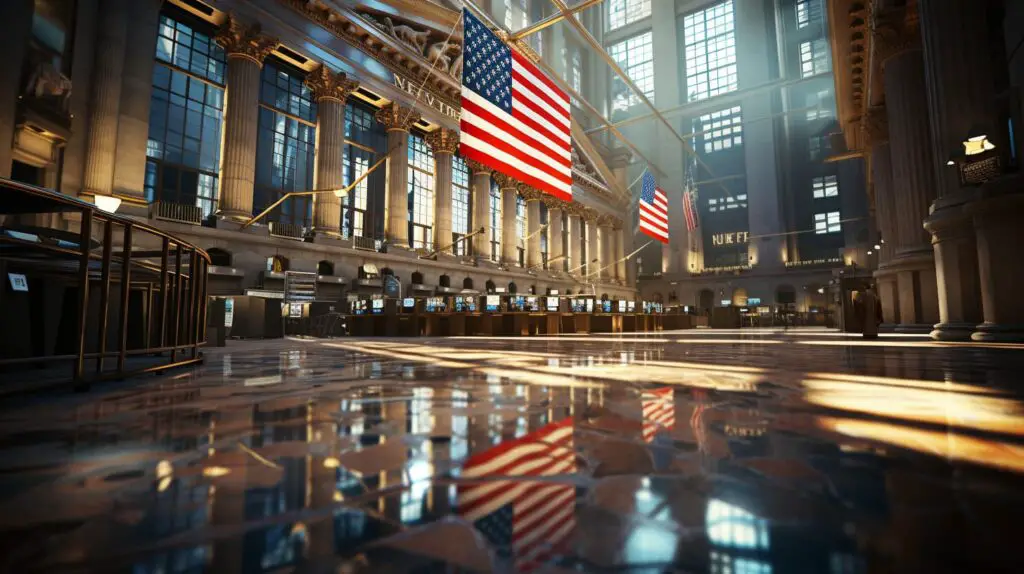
0, 0, 639, 303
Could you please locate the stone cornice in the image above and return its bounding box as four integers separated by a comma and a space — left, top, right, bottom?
305, 66, 359, 103
215, 14, 278, 65
374, 102, 421, 132
425, 128, 459, 155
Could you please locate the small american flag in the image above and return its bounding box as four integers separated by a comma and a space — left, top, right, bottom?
458, 417, 576, 570
460, 9, 572, 202
642, 387, 675, 443
639, 170, 668, 243
683, 190, 700, 232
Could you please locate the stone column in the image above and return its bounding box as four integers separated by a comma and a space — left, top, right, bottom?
967, 186, 1024, 341
918, 0, 995, 339
306, 66, 358, 236
427, 128, 459, 254
82, 0, 131, 199
495, 173, 520, 266
375, 103, 421, 249
597, 215, 614, 282
0, 0, 33, 179
614, 221, 626, 283
521, 186, 544, 269
584, 208, 599, 280
567, 210, 582, 277
870, 141, 902, 326
468, 160, 492, 260
214, 16, 277, 221
544, 197, 564, 272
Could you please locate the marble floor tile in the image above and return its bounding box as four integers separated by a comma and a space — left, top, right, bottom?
0, 328, 1022, 573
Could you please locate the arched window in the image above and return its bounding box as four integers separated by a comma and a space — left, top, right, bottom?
489, 179, 502, 261
508, 282, 517, 295
208, 248, 232, 267
267, 255, 289, 273
463, 277, 474, 290
381, 267, 395, 277
439, 274, 451, 288
411, 271, 425, 284
317, 260, 334, 276
600, 293, 609, 302
529, 285, 536, 295
485, 279, 496, 294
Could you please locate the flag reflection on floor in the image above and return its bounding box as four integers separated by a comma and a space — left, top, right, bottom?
457, 417, 576, 570
642, 387, 675, 443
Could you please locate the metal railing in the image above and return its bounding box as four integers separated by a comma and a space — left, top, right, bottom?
151, 200, 203, 226
0, 178, 210, 390
353, 235, 381, 252
268, 221, 307, 240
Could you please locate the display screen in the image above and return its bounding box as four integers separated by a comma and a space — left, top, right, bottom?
586, 299, 594, 313
485, 295, 500, 312
352, 300, 367, 315
289, 303, 303, 318
510, 296, 525, 311
546, 297, 559, 311
425, 297, 446, 312
371, 299, 384, 314
403, 297, 415, 308
602, 300, 612, 313
456, 296, 476, 312
7, 273, 28, 292
617, 300, 627, 312
627, 301, 636, 312
525, 296, 539, 312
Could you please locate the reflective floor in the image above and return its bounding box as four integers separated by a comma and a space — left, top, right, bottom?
1, 328, 1023, 573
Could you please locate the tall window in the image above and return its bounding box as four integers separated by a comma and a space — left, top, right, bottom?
146, 14, 226, 218
808, 135, 828, 160
489, 180, 502, 261
452, 156, 471, 256
608, 31, 654, 112
805, 88, 835, 121
814, 211, 841, 234
254, 59, 317, 227
607, 0, 651, 31
580, 220, 589, 275
682, 1, 737, 102
707, 194, 747, 213
515, 194, 527, 266
343, 102, 384, 239
539, 204, 549, 268
408, 134, 435, 250
800, 38, 831, 77
812, 175, 838, 198
796, 0, 823, 29
695, 106, 743, 153
563, 45, 583, 106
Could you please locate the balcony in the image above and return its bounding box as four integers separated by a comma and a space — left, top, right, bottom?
151, 201, 203, 226
268, 221, 307, 241
353, 235, 382, 252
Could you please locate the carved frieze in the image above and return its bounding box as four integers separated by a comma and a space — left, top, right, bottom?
374, 102, 421, 132
425, 128, 459, 154
305, 66, 359, 103
215, 15, 278, 64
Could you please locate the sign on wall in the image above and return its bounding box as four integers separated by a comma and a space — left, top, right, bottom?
711, 231, 750, 246
394, 74, 461, 120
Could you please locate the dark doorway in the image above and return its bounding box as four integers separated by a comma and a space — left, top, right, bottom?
11, 161, 44, 187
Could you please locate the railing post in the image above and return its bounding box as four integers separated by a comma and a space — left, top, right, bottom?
171, 245, 183, 362
116, 224, 133, 374
73, 210, 93, 386
159, 238, 169, 349
95, 220, 114, 374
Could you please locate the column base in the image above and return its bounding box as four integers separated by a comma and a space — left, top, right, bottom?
971, 322, 1024, 342
930, 322, 977, 341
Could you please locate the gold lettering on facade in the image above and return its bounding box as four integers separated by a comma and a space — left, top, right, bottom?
711, 231, 750, 246
393, 73, 461, 120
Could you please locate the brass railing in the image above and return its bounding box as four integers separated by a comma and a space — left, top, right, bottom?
151, 200, 203, 226
0, 178, 210, 390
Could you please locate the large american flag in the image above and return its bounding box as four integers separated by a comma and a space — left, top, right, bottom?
460, 9, 573, 202
683, 190, 700, 231
639, 170, 668, 243
642, 387, 675, 443
458, 417, 576, 570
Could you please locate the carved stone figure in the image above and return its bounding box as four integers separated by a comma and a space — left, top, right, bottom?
384, 16, 430, 55
449, 52, 463, 79
425, 41, 460, 72
25, 61, 72, 113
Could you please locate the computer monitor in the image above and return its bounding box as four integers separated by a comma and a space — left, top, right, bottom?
485, 295, 500, 312
525, 296, 539, 311
370, 299, 384, 314
585, 299, 595, 313
352, 300, 367, 315
402, 297, 415, 309
425, 297, 446, 312
456, 296, 476, 312
627, 301, 636, 312
602, 300, 612, 313
617, 300, 627, 312
546, 297, 559, 312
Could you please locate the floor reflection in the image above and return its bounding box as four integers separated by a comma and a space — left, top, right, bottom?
0, 331, 1021, 572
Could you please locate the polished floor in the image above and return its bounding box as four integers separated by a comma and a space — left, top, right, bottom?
1, 328, 1023, 573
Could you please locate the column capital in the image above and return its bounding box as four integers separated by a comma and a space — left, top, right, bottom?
541, 194, 565, 211
860, 105, 890, 146
466, 159, 492, 175
580, 206, 599, 222
493, 172, 519, 190
305, 66, 359, 103
518, 185, 545, 202
563, 201, 585, 217
215, 14, 278, 65
597, 213, 619, 228
425, 128, 459, 155
870, 1, 921, 64
374, 102, 421, 132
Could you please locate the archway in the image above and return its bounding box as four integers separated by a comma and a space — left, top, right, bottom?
267, 255, 289, 273
208, 248, 232, 267
485, 279, 496, 293
508, 282, 517, 295
698, 289, 715, 312
439, 274, 451, 288
529, 285, 536, 295
463, 277, 474, 290
600, 293, 608, 302
317, 260, 334, 276
411, 271, 424, 284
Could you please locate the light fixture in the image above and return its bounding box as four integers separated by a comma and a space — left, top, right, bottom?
880, 238, 885, 244
874, 244, 881, 250
93, 194, 122, 214
867, 250, 874, 255
963, 127, 996, 156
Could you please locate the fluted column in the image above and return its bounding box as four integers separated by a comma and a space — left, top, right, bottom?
614, 222, 626, 283
0, 0, 32, 180
82, 0, 131, 199
584, 208, 599, 280
544, 197, 564, 272
521, 186, 544, 269
427, 128, 458, 254
468, 160, 492, 260
495, 173, 519, 266
214, 16, 278, 220
918, 0, 996, 339
870, 142, 902, 326
375, 103, 421, 249
967, 189, 1024, 341
306, 66, 358, 236
567, 210, 582, 277
597, 216, 614, 282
